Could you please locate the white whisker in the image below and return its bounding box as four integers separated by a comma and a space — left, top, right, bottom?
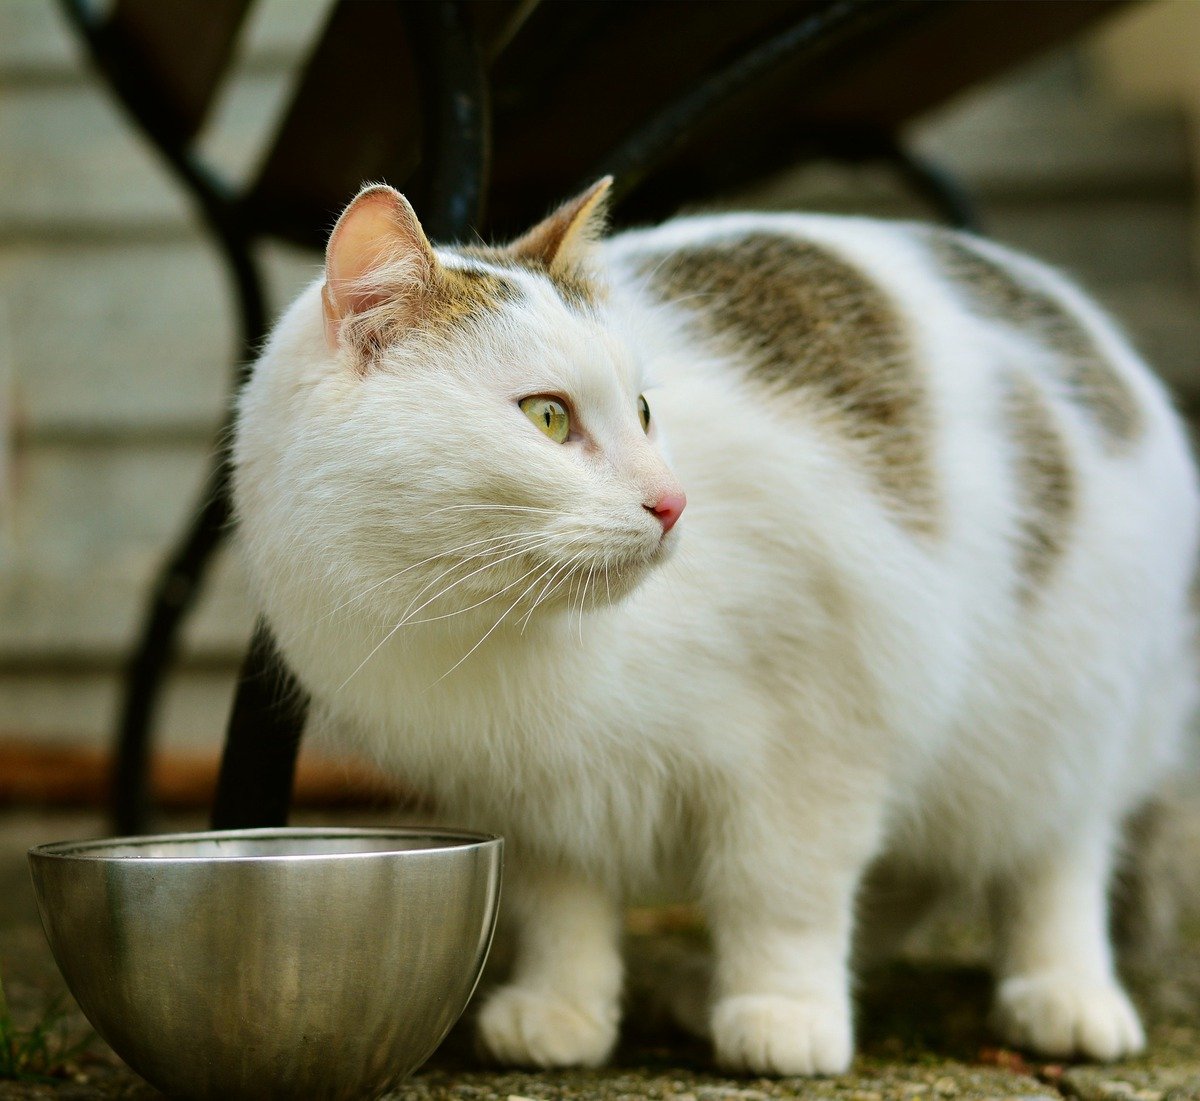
428, 503, 565, 517
335, 535, 557, 691
426, 559, 566, 689
319, 528, 552, 623
395, 530, 571, 624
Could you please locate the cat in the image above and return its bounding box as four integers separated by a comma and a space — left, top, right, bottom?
231, 178, 1198, 1075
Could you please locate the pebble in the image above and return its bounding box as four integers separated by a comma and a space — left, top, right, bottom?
695, 1089, 768, 1101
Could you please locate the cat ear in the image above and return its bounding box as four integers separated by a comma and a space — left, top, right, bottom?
507, 176, 613, 274
322, 183, 438, 353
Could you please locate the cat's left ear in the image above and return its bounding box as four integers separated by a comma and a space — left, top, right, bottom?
507, 176, 613, 275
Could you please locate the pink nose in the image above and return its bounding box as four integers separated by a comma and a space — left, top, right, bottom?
645, 491, 686, 534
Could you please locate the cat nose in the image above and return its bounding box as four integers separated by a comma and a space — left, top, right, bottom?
644, 491, 686, 534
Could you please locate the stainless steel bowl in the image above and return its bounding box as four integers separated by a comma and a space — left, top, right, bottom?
28, 827, 502, 1101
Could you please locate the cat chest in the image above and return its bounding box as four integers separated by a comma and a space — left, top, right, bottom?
377, 705, 693, 882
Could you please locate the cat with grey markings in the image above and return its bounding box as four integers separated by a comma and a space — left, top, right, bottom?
232, 177, 1198, 1074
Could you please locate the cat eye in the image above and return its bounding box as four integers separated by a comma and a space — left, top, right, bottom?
519, 395, 570, 443
638, 395, 651, 434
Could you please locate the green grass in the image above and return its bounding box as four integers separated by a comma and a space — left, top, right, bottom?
0, 971, 93, 1082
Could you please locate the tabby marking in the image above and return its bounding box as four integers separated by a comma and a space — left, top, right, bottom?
348, 263, 517, 359
457, 245, 599, 309
925, 230, 1141, 449
639, 233, 937, 536
1003, 371, 1076, 601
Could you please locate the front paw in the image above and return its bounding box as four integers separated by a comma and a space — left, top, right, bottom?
712, 993, 853, 1075
993, 973, 1145, 1061
477, 984, 618, 1068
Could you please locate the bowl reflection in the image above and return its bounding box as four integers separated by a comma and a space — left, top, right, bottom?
28, 827, 503, 1101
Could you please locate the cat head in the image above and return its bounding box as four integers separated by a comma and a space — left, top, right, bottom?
234, 179, 686, 653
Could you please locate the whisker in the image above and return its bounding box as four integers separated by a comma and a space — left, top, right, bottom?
319, 529, 552, 623
427, 503, 564, 517
425, 560, 565, 688
406, 557, 549, 626
403, 533, 592, 626
395, 531, 580, 626
518, 548, 588, 632
577, 565, 595, 644
516, 555, 573, 632
335, 534, 566, 691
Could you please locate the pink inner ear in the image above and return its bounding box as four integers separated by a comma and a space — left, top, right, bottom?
322, 185, 435, 349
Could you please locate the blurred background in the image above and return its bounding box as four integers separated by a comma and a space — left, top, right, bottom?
0, 0, 1198, 811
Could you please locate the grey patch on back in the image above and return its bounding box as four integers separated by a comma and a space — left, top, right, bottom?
923, 228, 1141, 449
1003, 371, 1076, 602
636, 232, 938, 537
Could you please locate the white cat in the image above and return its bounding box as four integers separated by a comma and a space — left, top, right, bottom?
231, 179, 1198, 1075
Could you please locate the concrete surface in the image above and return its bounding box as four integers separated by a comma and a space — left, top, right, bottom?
1, 809, 1198, 1101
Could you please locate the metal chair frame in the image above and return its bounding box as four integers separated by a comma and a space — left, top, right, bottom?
59, 0, 978, 836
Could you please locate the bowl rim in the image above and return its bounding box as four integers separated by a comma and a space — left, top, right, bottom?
28, 825, 503, 864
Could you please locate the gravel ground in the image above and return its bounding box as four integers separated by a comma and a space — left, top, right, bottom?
2, 808, 1198, 1101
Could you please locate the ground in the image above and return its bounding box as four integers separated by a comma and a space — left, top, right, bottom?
1, 809, 1198, 1101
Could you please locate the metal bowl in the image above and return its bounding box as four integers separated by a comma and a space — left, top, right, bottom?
28, 827, 503, 1101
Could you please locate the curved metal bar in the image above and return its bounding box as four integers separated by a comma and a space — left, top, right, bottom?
585, 0, 928, 207
59, 0, 269, 832
111, 469, 230, 834
59, 0, 267, 351
401, 0, 491, 241
211, 619, 309, 830
878, 137, 983, 234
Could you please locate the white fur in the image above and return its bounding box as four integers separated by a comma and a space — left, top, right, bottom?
232, 210, 1198, 1074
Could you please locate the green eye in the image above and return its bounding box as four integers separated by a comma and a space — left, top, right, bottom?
520, 395, 570, 443
638, 394, 651, 433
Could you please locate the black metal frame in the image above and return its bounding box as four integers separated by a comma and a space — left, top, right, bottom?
61, 0, 979, 837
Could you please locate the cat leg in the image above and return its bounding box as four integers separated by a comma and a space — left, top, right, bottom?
477, 863, 622, 1067
990, 833, 1145, 1061
703, 783, 884, 1076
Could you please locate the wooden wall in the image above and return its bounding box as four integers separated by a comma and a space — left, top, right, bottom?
0, 0, 1197, 762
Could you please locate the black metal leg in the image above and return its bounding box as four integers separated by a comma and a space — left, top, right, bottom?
109, 220, 264, 836
402, 0, 490, 241
108, 213, 264, 835
212, 620, 308, 829
111, 467, 230, 835
876, 134, 982, 234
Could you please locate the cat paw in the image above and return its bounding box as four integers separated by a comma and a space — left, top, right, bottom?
477, 984, 618, 1068
712, 993, 853, 1076
993, 973, 1145, 1061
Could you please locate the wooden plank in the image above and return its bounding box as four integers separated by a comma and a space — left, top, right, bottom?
0, 82, 188, 231
910, 90, 1190, 198
2, 444, 254, 657
1, 240, 317, 436
0, 669, 240, 751
1096, 285, 1200, 405
985, 199, 1196, 288
0, 0, 332, 81
0, 72, 299, 234
0, 739, 405, 809
0, 547, 255, 661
